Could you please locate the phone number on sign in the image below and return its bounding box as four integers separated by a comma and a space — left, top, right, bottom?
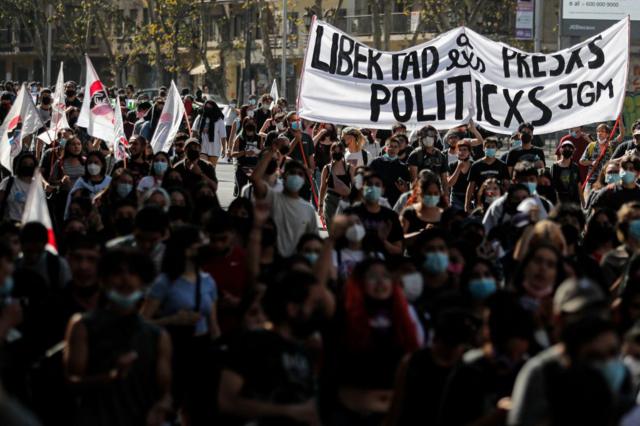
581, 2, 620, 6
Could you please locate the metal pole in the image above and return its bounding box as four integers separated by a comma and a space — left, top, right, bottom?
534, 0, 543, 52
46, 2, 53, 85
280, 0, 287, 101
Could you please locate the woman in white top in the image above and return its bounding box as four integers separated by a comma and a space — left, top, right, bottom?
192, 100, 227, 166
64, 151, 112, 219
137, 151, 171, 195
342, 126, 370, 167
0, 152, 36, 222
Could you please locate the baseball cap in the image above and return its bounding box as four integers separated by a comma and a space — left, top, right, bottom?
553, 277, 605, 314
184, 137, 201, 149
633, 128, 640, 136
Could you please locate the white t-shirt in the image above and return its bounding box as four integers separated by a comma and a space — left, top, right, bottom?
345, 150, 365, 167
332, 248, 365, 280
448, 151, 458, 164
0, 177, 32, 221
264, 186, 318, 257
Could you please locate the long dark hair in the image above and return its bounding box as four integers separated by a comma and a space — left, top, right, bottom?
197, 100, 224, 140
161, 225, 201, 281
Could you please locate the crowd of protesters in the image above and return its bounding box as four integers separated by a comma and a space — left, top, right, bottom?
1, 77, 640, 426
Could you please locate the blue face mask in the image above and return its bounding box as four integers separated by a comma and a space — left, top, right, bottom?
424, 252, 449, 274
285, 174, 305, 193
629, 219, 640, 241
570, 131, 578, 138
153, 161, 168, 175
384, 153, 397, 161
512, 139, 522, 149
525, 181, 537, 194
468, 278, 497, 300
605, 173, 620, 184
0, 276, 13, 297
116, 183, 133, 198
485, 148, 496, 158
107, 289, 143, 310
303, 252, 319, 265
363, 185, 382, 203
422, 195, 440, 207
596, 359, 627, 393
620, 169, 637, 185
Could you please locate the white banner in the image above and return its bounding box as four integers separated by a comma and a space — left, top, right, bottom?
150, 81, 185, 153
298, 18, 629, 134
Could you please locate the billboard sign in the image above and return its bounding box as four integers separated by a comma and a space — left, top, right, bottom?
562, 0, 640, 39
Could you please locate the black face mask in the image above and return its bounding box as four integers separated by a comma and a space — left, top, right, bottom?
68, 116, 78, 127
561, 150, 574, 159
114, 217, 135, 235
521, 133, 532, 145
73, 283, 99, 298
279, 145, 290, 156
168, 205, 189, 221
186, 149, 199, 161
41, 97, 51, 105
195, 196, 217, 211
65, 90, 76, 97
331, 152, 344, 161
18, 164, 35, 177
561, 224, 580, 246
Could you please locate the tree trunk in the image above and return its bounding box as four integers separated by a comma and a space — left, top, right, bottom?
382, 0, 391, 51
146, 0, 165, 86
258, 0, 277, 82
371, 0, 381, 49
94, 11, 120, 85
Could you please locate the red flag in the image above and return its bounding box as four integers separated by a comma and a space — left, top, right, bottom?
77, 55, 115, 142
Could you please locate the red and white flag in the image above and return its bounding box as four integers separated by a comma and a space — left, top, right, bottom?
112, 96, 129, 162
21, 169, 57, 253
0, 84, 45, 173
150, 80, 185, 153
38, 62, 70, 144
77, 55, 115, 143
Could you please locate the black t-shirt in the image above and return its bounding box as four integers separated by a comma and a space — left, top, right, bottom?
223, 330, 314, 426
407, 147, 449, 175
468, 159, 510, 188
288, 133, 314, 165
449, 159, 473, 193
369, 157, 411, 206
506, 146, 546, 168
591, 184, 640, 212
65, 97, 82, 109
253, 108, 271, 130
397, 348, 454, 426
237, 134, 261, 168
550, 162, 581, 204
345, 203, 403, 254
174, 158, 218, 193
114, 159, 149, 185
438, 351, 522, 426
314, 142, 332, 171
612, 140, 639, 160
400, 205, 439, 234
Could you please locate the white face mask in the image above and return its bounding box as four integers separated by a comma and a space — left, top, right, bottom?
354, 174, 364, 190
424, 136, 435, 147
87, 163, 101, 176
345, 223, 366, 243
402, 272, 424, 302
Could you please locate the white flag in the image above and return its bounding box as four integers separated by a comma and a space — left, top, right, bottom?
21, 169, 57, 253
78, 55, 115, 142
150, 81, 185, 153
112, 96, 129, 162
0, 84, 45, 173
38, 62, 70, 144
270, 79, 279, 108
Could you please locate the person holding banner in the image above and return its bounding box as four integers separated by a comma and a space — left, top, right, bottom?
580, 122, 625, 197
408, 126, 449, 196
